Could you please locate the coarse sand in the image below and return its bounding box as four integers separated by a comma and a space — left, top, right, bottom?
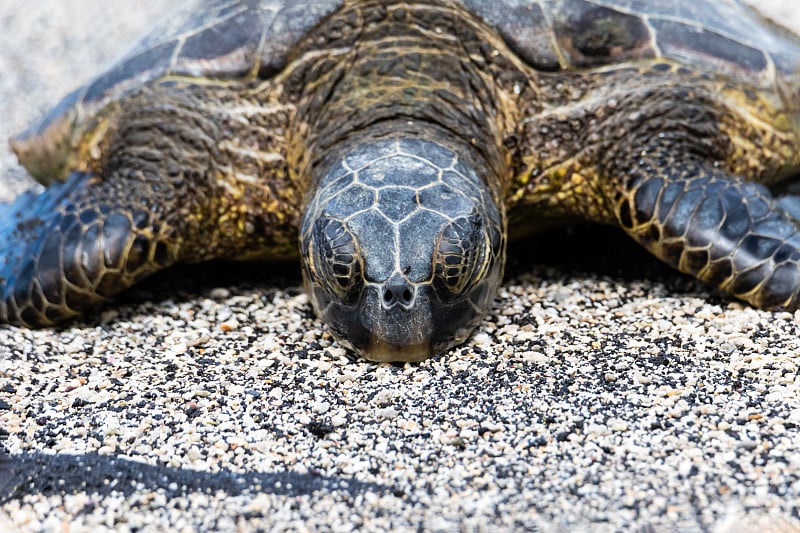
1, 1, 799, 531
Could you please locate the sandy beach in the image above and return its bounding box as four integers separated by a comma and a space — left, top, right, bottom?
1, 1, 799, 531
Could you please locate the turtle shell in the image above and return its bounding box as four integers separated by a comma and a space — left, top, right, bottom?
12, 0, 345, 183
13, 0, 800, 184
471, 0, 800, 77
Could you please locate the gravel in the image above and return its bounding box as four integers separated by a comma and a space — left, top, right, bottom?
1, 1, 800, 531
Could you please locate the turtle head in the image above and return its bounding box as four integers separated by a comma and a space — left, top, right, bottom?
300, 138, 505, 362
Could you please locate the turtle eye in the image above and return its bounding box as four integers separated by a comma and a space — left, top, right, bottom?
309, 218, 362, 299
434, 214, 486, 297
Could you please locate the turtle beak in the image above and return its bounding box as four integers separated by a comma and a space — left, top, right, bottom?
362, 337, 433, 363
357, 282, 435, 362
309, 281, 437, 362
316, 280, 491, 362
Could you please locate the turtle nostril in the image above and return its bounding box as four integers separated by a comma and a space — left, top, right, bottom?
402, 288, 413, 303
382, 282, 415, 308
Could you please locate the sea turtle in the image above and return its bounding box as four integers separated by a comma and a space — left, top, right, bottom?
1, 0, 799, 362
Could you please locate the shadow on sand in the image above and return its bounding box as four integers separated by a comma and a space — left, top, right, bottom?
0, 449, 390, 504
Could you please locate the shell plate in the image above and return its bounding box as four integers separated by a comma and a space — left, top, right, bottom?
13, 0, 800, 183
481, 0, 800, 73
13, 0, 343, 158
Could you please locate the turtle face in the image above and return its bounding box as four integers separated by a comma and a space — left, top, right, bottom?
300, 139, 505, 362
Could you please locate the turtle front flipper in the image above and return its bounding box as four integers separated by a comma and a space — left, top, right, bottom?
2, 79, 301, 327
610, 156, 800, 310
0, 171, 184, 326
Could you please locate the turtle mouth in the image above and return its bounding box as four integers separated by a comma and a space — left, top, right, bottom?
356, 287, 435, 362
327, 319, 436, 362
313, 283, 490, 362
362, 337, 433, 363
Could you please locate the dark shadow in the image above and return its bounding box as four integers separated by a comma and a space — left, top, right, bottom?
117, 258, 304, 307
40, 223, 716, 332
137, 225, 683, 299
507, 224, 668, 279
48, 257, 306, 331
505, 224, 715, 300
0, 449, 390, 504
